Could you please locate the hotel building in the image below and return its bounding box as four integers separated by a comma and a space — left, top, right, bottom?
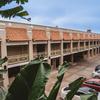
0, 20, 100, 88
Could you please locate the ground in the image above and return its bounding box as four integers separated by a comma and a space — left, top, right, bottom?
45, 55, 100, 100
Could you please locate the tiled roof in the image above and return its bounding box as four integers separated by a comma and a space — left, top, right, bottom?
50, 31, 61, 40
32, 29, 48, 41
63, 32, 71, 40
6, 27, 29, 41
72, 33, 79, 40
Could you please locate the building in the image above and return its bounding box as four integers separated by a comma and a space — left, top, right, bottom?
0, 20, 100, 88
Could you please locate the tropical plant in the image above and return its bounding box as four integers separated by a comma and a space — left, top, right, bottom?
2, 58, 97, 100
0, 0, 30, 21
4, 58, 68, 100
0, 57, 8, 100
65, 77, 98, 100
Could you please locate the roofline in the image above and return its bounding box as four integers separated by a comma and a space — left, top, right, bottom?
0, 20, 99, 34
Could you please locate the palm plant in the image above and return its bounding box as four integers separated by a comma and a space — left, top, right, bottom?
0, 0, 30, 21
0, 57, 8, 100
4, 58, 97, 100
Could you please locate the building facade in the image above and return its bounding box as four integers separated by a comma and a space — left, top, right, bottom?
0, 20, 100, 88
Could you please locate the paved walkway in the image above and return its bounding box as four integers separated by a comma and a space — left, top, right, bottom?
45, 55, 100, 100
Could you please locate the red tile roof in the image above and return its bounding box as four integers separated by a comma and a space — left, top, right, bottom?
32, 29, 48, 41
63, 32, 71, 40
6, 27, 29, 41
50, 31, 61, 40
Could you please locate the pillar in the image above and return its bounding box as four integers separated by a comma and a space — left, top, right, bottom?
71, 54, 74, 63
60, 30, 63, 64
46, 28, 51, 64
27, 26, 33, 61
1, 28, 9, 89
78, 40, 80, 51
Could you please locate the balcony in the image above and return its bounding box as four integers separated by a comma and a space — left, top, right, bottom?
90, 45, 94, 48
80, 46, 84, 51
72, 47, 79, 52
86, 45, 89, 49
8, 54, 29, 65
51, 50, 61, 56
33, 52, 48, 58
63, 49, 71, 54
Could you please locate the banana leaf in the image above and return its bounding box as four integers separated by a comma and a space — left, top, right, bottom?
65, 77, 85, 100
0, 0, 28, 8
47, 61, 69, 100
5, 58, 51, 100
80, 93, 97, 100
0, 57, 8, 65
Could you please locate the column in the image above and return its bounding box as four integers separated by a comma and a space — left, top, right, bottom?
71, 54, 74, 63
27, 26, 33, 61
46, 28, 51, 64
84, 41, 86, 50
60, 30, 63, 64
78, 40, 80, 51
1, 28, 9, 89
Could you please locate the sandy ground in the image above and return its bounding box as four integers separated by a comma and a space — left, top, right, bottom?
45, 55, 100, 100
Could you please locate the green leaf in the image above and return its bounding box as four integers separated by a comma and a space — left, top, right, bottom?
0, 86, 7, 100
47, 62, 69, 100
0, 57, 8, 65
28, 61, 51, 100
0, 0, 28, 8
0, 6, 29, 19
65, 77, 85, 100
5, 59, 51, 100
16, 0, 28, 4
80, 93, 97, 100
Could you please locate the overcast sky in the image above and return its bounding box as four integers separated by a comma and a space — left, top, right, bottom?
1, 0, 100, 33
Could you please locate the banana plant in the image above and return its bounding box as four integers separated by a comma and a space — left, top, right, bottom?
0, 0, 30, 20
0, 57, 8, 100
4, 59, 69, 100
65, 77, 97, 100
4, 58, 97, 100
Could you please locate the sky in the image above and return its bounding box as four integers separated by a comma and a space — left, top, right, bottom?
1, 0, 100, 33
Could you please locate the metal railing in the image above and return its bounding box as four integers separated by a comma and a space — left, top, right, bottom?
33, 52, 48, 58
63, 49, 71, 54
8, 54, 29, 65
80, 46, 84, 51
86, 46, 89, 49
72, 47, 79, 52
51, 50, 61, 56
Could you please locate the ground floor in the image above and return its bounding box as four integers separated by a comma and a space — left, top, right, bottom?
1, 48, 100, 88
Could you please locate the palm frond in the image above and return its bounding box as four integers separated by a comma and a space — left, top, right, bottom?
0, 0, 28, 8
0, 6, 29, 20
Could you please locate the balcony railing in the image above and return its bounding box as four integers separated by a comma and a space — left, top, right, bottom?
51, 50, 61, 56
33, 52, 48, 58
90, 45, 93, 48
8, 54, 29, 65
86, 45, 89, 49
72, 47, 79, 52
80, 46, 84, 51
63, 49, 71, 54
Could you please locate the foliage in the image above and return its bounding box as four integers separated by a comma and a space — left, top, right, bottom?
0, 58, 97, 100
4, 59, 69, 100
0, 0, 30, 20
0, 57, 8, 100
65, 77, 97, 100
